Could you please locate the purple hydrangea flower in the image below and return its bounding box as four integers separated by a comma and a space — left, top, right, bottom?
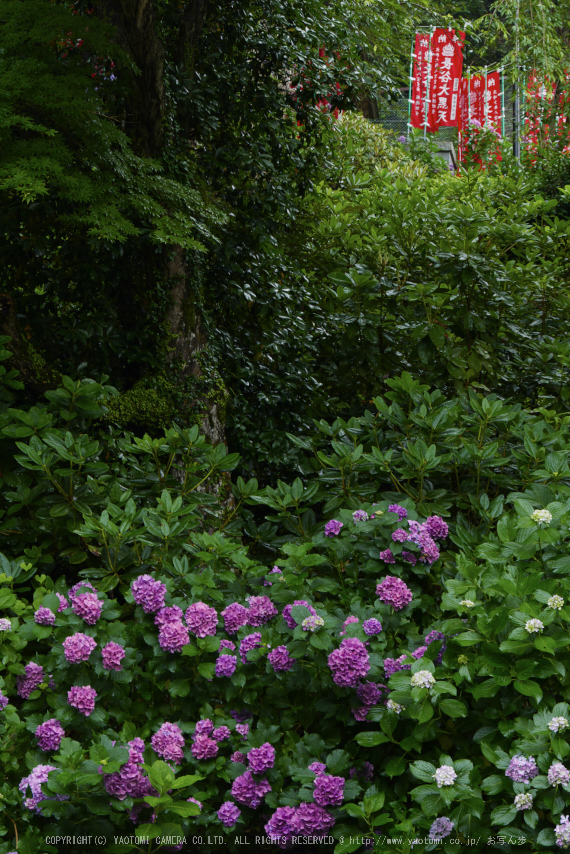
72, 592, 102, 625
34, 607, 55, 626
67, 685, 97, 716
191, 736, 218, 760
19, 764, 64, 814
101, 641, 126, 671
151, 722, 185, 764
68, 580, 97, 603
264, 566, 282, 587
549, 763, 570, 786
376, 576, 413, 610
103, 743, 156, 801
309, 762, 327, 775
159, 620, 190, 653
352, 510, 368, 522
379, 548, 396, 564
56, 593, 69, 611
383, 655, 411, 677
186, 602, 218, 637
230, 709, 252, 723
282, 600, 317, 629
220, 639, 236, 651
17, 662, 44, 698
328, 637, 370, 687
236, 722, 249, 738
62, 632, 97, 663
240, 632, 262, 662
213, 726, 231, 742
412, 645, 428, 660
0, 691, 9, 710
193, 719, 214, 739
401, 550, 417, 565
340, 615, 359, 636
352, 706, 369, 721
429, 817, 454, 841
231, 770, 271, 808
324, 519, 343, 537
267, 645, 295, 672
388, 504, 407, 521
356, 681, 385, 706
221, 602, 249, 634
248, 742, 275, 774
188, 796, 202, 811
131, 575, 166, 613
407, 520, 440, 564
424, 516, 449, 540
218, 801, 241, 827
154, 605, 184, 628
215, 654, 237, 677
293, 802, 335, 834
265, 806, 297, 847
505, 755, 539, 784
363, 618, 383, 636
247, 596, 278, 627
349, 762, 374, 782
314, 774, 344, 806
555, 815, 570, 847
0, 617, 12, 631
392, 529, 408, 543
35, 719, 65, 752
231, 751, 247, 763
425, 630, 447, 664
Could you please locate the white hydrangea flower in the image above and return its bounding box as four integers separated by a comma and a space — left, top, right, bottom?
433, 765, 457, 787
514, 793, 533, 811
531, 508, 553, 525
525, 618, 544, 634
386, 699, 403, 714
460, 600, 475, 608
301, 615, 324, 632
548, 595, 565, 610
411, 670, 436, 689
549, 716, 569, 733
0, 618, 12, 631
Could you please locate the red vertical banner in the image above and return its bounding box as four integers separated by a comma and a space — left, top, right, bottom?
410, 34, 431, 129
429, 29, 465, 130
458, 72, 504, 165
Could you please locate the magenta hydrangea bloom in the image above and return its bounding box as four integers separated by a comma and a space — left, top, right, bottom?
293, 802, 335, 834
159, 620, 190, 653
188, 796, 202, 811
220, 639, 236, 651
67, 685, 97, 716
236, 722, 249, 738
328, 637, 370, 687
56, 593, 69, 611
401, 550, 417, 565
248, 742, 275, 774
412, 645, 428, 660
231, 770, 271, 808
193, 719, 213, 739
0, 691, 9, 710
383, 655, 411, 677
213, 726, 231, 742
131, 575, 166, 613
35, 719, 65, 752
103, 741, 156, 801
101, 641, 126, 671
267, 645, 295, 672
247, 595, 278, 626
425, 630, 447, 665
68, 580, 97, 603
221, 602, 249, 634
388, 504, 408, 521
392, 529, 409, 543
34, 607, 55, 626
154, 605, 184, 628
282, 600, 317, 629
356, 681, 385, 706
215, 654, 237, 677
186, 601, 218, 637
19, 764, 63, 814
376, 576, 413, 610
72, 592, 102, 625
191, 735, 218, 760
505, 755, 539, 784
240, 632, 262, 662
16, 662, 44, 698
379, 548, 396, 564
314, 773, 345, 806
340, 615, 359, 636
231, 751, 247, 763
424, 516, 449, 540
309, 761, 327, 775
362, 618, 383, 636
63, 632, 97, 663
265, 806, 297, 847
352, 706, 369, 721
151, 722, 185, 764
218, 801, 241, 827
324, 519, 343, 537
407, 520, 440, 564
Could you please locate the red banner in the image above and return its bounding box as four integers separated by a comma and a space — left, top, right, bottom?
524, 71, 570, 153
428, 29, 465, 130
410, 33, 431, 129
457, 72, 503, 165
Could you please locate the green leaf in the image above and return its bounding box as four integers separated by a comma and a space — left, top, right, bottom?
439, 699, 467, 718
355, 732, 389, 747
